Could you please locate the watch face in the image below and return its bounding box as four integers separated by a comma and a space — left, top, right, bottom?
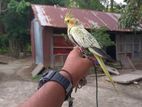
38, 69, 56, 89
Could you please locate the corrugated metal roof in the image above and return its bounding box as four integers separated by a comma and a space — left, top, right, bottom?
32, 4, 131, 31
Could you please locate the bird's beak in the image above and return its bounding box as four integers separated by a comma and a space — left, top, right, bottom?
64, 17, 69, 24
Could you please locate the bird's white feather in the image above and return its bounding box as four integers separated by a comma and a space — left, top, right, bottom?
69, 25, 101, 49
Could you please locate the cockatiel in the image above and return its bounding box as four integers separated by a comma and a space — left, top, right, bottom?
64, 12, 115, 88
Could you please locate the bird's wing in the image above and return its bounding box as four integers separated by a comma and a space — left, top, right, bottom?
67, 28, 78, 46
69, 26, 108, 57
69, 26, 101, 48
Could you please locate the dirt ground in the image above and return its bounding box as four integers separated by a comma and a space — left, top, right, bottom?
0, 55, 142, 107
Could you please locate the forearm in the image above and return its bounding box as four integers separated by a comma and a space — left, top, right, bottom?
19, 47, 91, 107
19, 71, 75, 107
20, 80, 65, 107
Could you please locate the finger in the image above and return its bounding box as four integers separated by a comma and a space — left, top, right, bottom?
82, 57, 93, 66
73, 46, 80, 49
71, 46, 81, 56
73, 46, 81, 53
87, 56, 96, 62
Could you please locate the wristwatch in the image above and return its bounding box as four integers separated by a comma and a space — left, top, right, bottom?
38, 69, 73, 100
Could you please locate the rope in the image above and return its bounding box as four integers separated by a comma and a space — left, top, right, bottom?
94, 65, 99, 107
68, 65, 99, 107
84, 55, 99, 107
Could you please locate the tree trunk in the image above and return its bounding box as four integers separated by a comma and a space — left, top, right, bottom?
9, 38, 20, 58
110, 0, 114, 12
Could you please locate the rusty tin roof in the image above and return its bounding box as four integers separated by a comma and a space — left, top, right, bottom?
32, 4, 131, 31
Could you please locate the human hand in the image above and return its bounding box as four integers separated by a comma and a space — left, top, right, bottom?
60, 47, 92, 86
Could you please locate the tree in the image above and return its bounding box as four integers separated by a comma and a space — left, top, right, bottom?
110, 0, 114, 12
28, 0, 68, 6
75, 0, 105, 11
0, 0, 9, 14
97, 0, 123, 12
100, 0, 109, 11
1, 0, 69, 57
3, 0, 30, 57
119, 0, 142, 29
91, 27, 114, 49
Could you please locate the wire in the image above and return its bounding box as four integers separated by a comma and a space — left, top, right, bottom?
94, 65, 99, 107
86, 56, 99, 107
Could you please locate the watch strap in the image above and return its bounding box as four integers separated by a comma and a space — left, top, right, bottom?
38, 69, 73, 100
51, 72, 73, 94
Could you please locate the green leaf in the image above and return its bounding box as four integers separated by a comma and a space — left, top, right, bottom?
119, 0, 142, 30
91, 26, 114, 49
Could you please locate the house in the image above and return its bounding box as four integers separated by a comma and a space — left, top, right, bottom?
31, 4, 142, 69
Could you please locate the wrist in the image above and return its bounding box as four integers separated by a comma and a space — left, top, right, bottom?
38, 70, 73, 100
60, 69, 77, 87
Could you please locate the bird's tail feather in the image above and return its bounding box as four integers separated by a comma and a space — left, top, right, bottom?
95, 55, 116, 89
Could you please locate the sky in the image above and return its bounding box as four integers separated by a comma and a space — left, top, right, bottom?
114, 0, 126, 4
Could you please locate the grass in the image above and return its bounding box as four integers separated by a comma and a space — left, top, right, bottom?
0, 48, 9, 54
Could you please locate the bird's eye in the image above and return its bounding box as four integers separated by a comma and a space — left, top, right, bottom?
67, 20, 70, 23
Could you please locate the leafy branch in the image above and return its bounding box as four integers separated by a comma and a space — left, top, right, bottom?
91, 26, 114, 49
119, 0, 142, 30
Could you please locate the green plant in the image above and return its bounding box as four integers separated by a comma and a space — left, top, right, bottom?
119, 0, 142, 30
1, 0, 70, 57
91, 26, 114, 49
2, 0, 30, 57
0, 34, 9, 54
75, 0, 105, 10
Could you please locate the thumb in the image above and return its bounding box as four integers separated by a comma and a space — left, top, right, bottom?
71, 46, 81, 57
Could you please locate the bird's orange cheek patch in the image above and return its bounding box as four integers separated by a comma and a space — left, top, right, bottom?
70, 20, 75, 25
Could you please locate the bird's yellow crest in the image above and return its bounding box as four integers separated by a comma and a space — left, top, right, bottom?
64, 10, 73, 23
64, 11, 78, 28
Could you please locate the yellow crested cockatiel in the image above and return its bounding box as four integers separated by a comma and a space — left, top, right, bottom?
64, 12, 115, 88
